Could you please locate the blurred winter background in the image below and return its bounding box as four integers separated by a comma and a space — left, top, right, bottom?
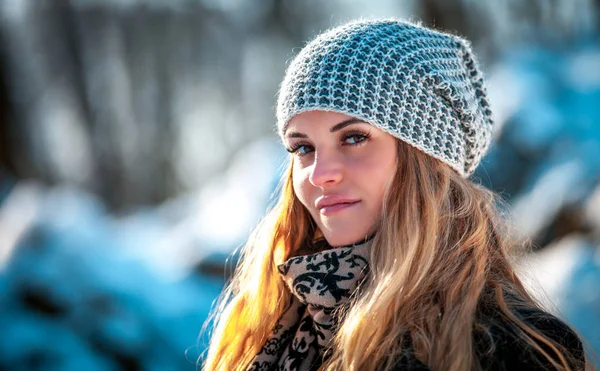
0, 0, 599, 370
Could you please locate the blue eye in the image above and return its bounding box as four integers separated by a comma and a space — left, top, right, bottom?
297, 145, 312, 155
345, 135, 362, 144
342, 131, 370, 145
286, 143, 314, 156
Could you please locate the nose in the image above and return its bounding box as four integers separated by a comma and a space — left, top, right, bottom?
309, 150, 343, 187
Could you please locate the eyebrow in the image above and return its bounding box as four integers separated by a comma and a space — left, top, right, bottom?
286, 118, 366, 138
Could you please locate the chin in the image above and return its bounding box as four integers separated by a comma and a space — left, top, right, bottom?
313, 212, 373, 247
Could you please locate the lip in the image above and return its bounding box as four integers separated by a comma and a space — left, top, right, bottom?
315, 196, 360, 215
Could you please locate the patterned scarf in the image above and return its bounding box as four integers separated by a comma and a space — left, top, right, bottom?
247, 237, 372, 371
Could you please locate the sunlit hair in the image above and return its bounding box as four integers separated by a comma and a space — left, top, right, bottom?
202, 140, 585, 371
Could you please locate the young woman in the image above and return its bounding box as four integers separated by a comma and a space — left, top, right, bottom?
203, 19, 588, 371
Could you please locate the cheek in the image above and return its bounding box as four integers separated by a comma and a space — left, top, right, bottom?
292, 164, 311, 206
362, 146, 397, 205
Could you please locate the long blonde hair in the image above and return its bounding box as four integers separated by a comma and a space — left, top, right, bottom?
202, 140, 584, 371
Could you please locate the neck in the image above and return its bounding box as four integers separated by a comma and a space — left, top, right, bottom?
297, 233, 375, 257
331, 233, 376, 248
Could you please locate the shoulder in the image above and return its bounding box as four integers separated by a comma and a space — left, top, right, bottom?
475, 306, 586, 371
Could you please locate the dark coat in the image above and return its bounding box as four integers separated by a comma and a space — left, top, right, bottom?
392, 306, 585, 371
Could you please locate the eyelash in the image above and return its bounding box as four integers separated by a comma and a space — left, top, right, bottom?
286, 130, 371, 156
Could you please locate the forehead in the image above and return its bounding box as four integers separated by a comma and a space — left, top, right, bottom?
285, 111, 368, 136
288, 110, 354, 127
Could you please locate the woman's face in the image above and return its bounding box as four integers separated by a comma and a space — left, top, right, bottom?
284, 111, 398, 247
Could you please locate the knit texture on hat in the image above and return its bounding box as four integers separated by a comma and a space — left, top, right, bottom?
276, 19, 494, 177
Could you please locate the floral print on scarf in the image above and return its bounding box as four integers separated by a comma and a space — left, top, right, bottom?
247, 238, 371, 371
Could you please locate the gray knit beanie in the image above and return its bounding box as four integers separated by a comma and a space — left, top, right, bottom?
276, 19, 494, 177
